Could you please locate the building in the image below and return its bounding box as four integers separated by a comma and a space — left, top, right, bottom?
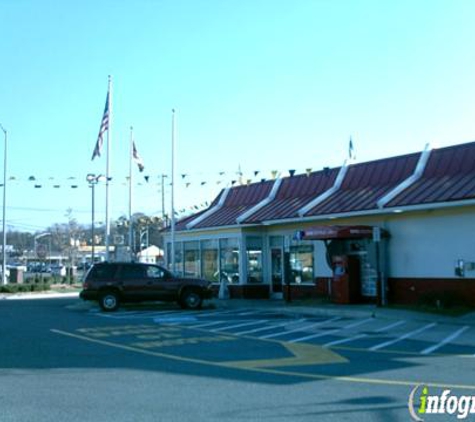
163, 141, 475, 306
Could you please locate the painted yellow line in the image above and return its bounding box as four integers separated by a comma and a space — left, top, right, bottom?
51, 328, 475, 391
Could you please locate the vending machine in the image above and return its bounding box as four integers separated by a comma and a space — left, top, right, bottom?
331, 255, 361, 304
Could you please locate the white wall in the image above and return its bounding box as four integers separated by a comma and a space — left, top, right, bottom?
386, 208, 475, 278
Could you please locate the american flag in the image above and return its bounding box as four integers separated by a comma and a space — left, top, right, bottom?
133, 141, 145, 172
91, 91, 110, 160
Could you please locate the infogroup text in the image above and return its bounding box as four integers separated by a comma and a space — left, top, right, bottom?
409, 386, 475, 420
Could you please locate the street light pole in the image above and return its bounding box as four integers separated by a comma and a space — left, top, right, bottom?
87, 174, 103, 266
0, 124, 7, 285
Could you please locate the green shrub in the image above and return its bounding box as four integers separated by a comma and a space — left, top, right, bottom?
0, 283, 51, 294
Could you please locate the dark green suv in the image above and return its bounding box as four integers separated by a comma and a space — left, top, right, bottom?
80, 262, 214, 312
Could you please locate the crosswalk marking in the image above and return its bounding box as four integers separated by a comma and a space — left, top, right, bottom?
369, 322, 437, 351
289, 318, 374, 343
373, 320, 406, 333
421, 325, 470, 355
90, 307, 474, 357
323, 333, 368, 347
259, 317, 342, 340
211, 320, 268, 332
234, 319, 306, 336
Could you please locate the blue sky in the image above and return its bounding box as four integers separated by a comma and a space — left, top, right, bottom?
1, 0, 475, 232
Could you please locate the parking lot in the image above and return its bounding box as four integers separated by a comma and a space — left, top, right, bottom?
90, 305, 475, 358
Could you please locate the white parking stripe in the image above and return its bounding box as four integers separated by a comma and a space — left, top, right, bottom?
324, 333, 368, 347
373, 320, 406, 333
289, 318, 374, 343
211, 320, 268, 332
421, 326, 470, 355
234, 319, 306, 336
259, 317, 342, 340
185, 320, 227, 329
369, 322, 437, 351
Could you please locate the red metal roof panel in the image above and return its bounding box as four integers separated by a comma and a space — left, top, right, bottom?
305, 153, 420, 216
387, 142, 475, 207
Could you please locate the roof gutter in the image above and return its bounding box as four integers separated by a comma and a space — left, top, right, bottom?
186, 187, 231, 230
236, 176, 283, 224
377, 143, 432, 209
297, 160, 350, 217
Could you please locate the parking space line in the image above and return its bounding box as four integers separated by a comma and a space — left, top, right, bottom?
211, 320, 268, 332
373, 320, 406, 333
369, 322, 437, 351
260, 317, 342, 339
192, 320, 233, 329
234, 319, 306, 336
289, 318, 374, 343
323, 333, 368, 347
421, 325, 470, 355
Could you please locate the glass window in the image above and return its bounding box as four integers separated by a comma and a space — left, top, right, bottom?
202, 239, 219, 282
290, 242, 314, 283
146, 265, 165, 279
166, 242, 171, 268
246, 236, 263, 283
184, 241, 200, 277
219, 238, 240, 284
88, 264, 117, 280
119, 264, 146, 279
174, 243, 183, 276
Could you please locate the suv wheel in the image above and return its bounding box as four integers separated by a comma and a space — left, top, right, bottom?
99, 291, 120, 312
179, 289, 203, 310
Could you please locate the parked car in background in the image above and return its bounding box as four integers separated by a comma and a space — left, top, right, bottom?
80, 262, 214, 311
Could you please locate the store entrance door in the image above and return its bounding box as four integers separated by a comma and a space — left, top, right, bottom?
271, 247, 283, 297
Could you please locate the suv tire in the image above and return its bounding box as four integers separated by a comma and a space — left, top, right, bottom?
179, 289, 203, 310
99, 291, 120, 312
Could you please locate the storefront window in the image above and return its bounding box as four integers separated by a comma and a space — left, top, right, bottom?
270, 236, 283, 291
174, 242, 183, 276
166, 241, 183, 275
219, 238, 240, 283
290, 242, 314, 283
202, 239, 219, 282
246, 236, 263, 283
184, 241, 200, 277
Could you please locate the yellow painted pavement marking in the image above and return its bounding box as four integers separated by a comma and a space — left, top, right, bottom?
225, 341, 347, 369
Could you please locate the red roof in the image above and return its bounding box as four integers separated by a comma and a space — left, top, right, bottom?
303, 153, 420, 216
189, 180, 274, 228
386, 142, 475, 206
178, 141, 475, 231
243, 169, 339, 223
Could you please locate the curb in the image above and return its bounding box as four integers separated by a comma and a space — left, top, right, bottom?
0, 292, 80, 300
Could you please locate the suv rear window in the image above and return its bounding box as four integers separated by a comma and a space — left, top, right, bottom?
87, 264, 117, 280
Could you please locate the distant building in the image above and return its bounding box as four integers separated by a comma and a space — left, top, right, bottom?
163, 141, 475, 306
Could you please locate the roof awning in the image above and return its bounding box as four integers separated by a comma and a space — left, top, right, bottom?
297, 225, 389, 240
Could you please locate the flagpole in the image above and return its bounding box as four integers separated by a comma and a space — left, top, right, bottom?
171, 109, 176, 273
105, 75, 112, 261
128, 126, 134, 261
